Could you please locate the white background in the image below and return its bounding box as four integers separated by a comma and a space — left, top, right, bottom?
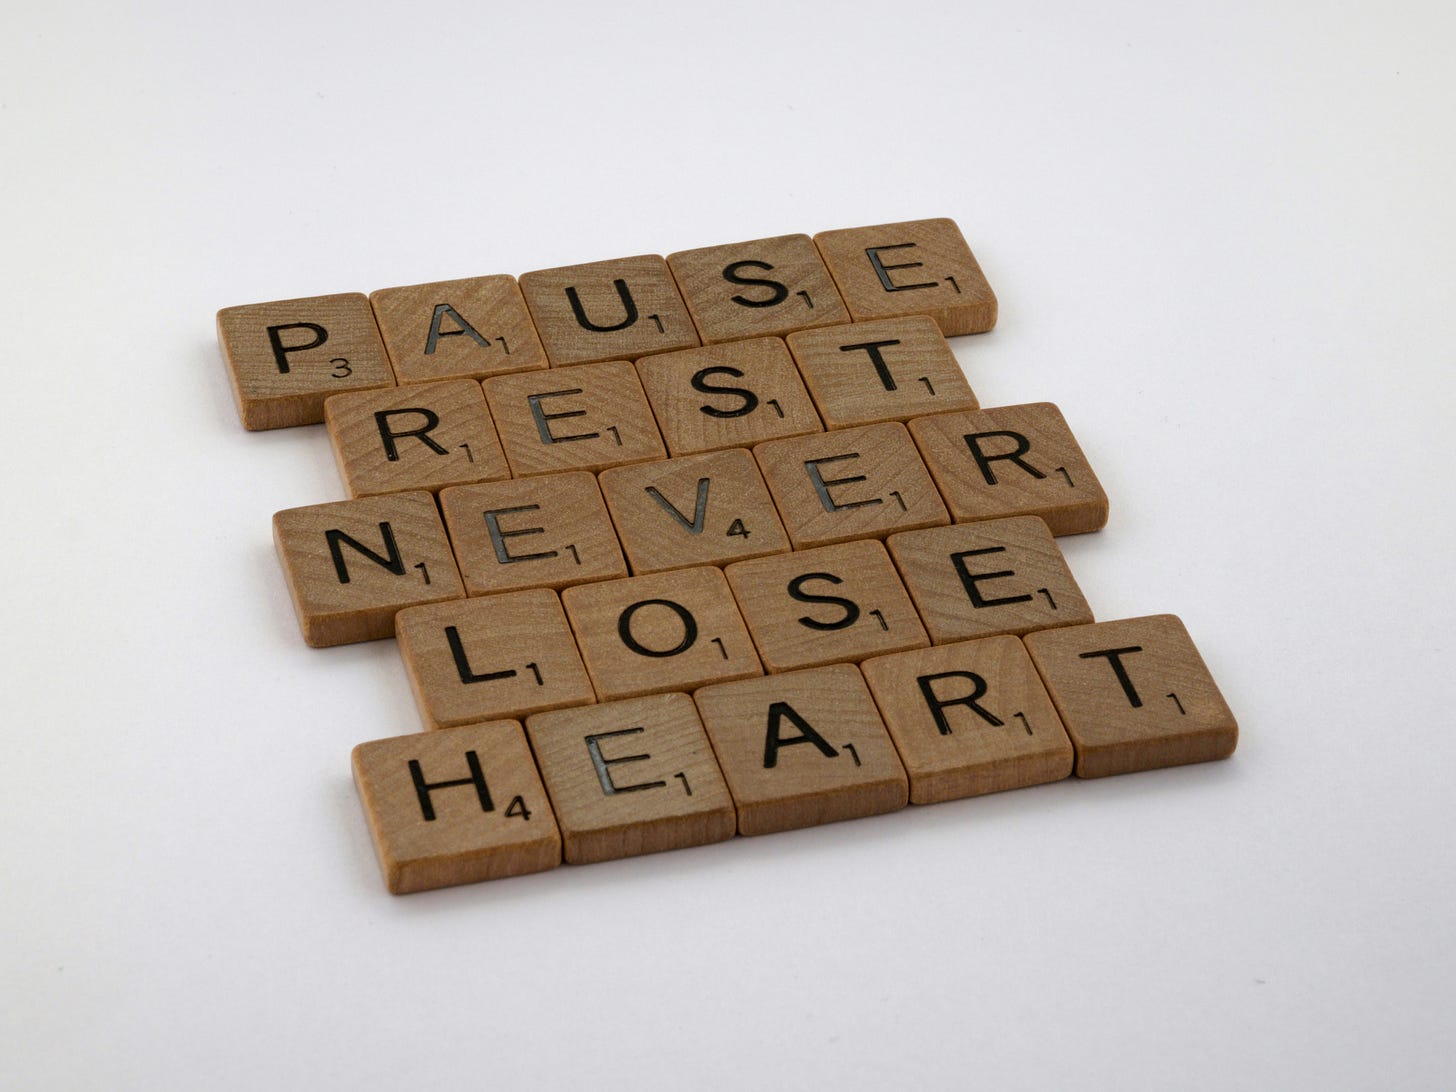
4, 2, 1453, 1088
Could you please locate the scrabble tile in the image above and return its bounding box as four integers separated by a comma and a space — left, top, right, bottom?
526, 693, 736, 864
561, 566, 761, 701
368, 275, 548, 384
439, 472, 628, 597
860, 637, 1074, 804
886, 516, 1093, 643
786, 316, 978, 428
519, 254, 699, 367
754, 421, 949, 549
909, 403, 1109, 535
599, 448, 790, 574
352, 720, 561, 893
273, 492, 464, 647
483, 360, 666, 477
1024, 615, 1238, 778
693, 664, 908, 836
217, 292, 395, 430
666, 233, 850, 343
634, 338, 823, 457
395, 590, 595, 730
324, 379, 510, 497
724, 539, 928, 673
813, 218, 997, 336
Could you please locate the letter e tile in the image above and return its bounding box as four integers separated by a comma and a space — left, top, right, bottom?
526, 693, 736, 864
1024, 615, 1238, 778
352, 720, 562, 893
694, 665, 907, 836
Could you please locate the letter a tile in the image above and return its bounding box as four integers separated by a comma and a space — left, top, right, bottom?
694, 665, 907, 836
273, 492, 464, 647
1024, 615, 1238, 778
353, 720, 562, 893
526, 693, 736, 864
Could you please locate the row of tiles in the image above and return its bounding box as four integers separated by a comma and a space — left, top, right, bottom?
275, 401, 1109, 647
219, 217, 997, 429
354, 617, 1238, 894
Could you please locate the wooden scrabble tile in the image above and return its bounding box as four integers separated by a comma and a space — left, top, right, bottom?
324, 379, 510, 497
217, 292, 395, 430
483, 360, 666, 477
634, 338, 823, 457
693, 665, 907, 836
519, 254, 699, 367
786, 316, 978, 429
368, 275, 548, 384
860, 637, 1074, 804
561, 566, 761, 702
1024, 615, 1238, 778
599, 448, 790, 574
525, 693, 736, 864
886, 516, 1093, 643
273, 492, 464, 647
666, 233, 850, 343
813, 218, 997, 336
352, 720, 561, 893
395, 590, 595, 730
909, 403, 1109, 535
439, 472, 628, 597
724, 539, 928, 673
754, 422, 949, 549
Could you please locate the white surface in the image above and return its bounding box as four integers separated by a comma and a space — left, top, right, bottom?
4, 3, 1453, 1088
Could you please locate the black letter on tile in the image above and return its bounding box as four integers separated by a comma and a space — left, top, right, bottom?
865, 244, 937, 292
483, 505, 558, 564
374, 408, 448, 460
325, 522, 405, 584
444, 626, 519, 685
763, 701, 839, 768
585, 726, 666, 794
723, 260, 789, 308
409, 750, 494, 821
950, 547, 1033, 608
691, 366, 759, 418
424, 303, 491, 354
566, 279, 639, 332
646, 478, 710, 534
963, 430, 1044, 485
787, 572, 860, 631
266, 322, 327, 373
1079, 646, 1146, 707
618, 599, 699, 657
805, 453, 882, 512
528, 389, 598, 443
916, 671, 1003, 734
838, 339, 902, 391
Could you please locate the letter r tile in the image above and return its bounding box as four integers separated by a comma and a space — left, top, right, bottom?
1024, 615, 1238, 778
353, 720, 562, 893
519, 254, 700, 367
526, 693, 736, 864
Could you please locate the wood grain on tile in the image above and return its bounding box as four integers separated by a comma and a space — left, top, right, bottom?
1024, 615, 1238, 778
353, 720, 561, 893
218, 292, 395, 430
369, 275, 548, 384
599, 448, 790, 574
786, 315, 977, 429
886, 516, 1093, 643
909, 403, 1109, 535
634, 337, 823, 457
860, 637, 1074, 804
754, 421, 948, 548
395, 589, 595, 730
439, 471, 627, 597
273, 491, 464, 647
724, 539, 928, 673
483, 360, 666, 477
519, 254, 699, 367
561, 566, 761, 701
525, 693, 736, 864
813, 218, 997, 336
666, 233, 850, 343
694, 664, 907, 836
324, 379, 509, 497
